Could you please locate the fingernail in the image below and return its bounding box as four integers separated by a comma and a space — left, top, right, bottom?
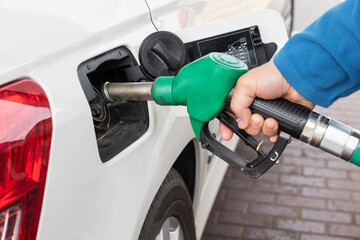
251, 119, 261, 128
267, 122, 276, 131
236, 118, 245, 128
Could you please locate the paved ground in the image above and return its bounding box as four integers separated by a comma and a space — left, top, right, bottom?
201, 91, 360, 240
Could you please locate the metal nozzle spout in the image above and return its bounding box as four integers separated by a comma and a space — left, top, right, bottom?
102, 82, 154, 102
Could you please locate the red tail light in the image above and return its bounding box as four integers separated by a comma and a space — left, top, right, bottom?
0, 79, 52, 240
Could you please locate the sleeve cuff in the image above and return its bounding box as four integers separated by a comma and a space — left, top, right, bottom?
273, 51, 333, 107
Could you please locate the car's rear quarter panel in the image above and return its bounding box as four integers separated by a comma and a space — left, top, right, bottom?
0, 0, 288, 239
0, 1, 203, 239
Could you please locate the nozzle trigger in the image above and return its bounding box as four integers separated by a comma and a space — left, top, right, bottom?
200, 112, 290, 178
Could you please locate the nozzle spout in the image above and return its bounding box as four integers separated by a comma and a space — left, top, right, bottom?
102, 82, 154, 102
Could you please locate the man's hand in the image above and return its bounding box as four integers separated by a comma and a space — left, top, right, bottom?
220, 61, 314, 142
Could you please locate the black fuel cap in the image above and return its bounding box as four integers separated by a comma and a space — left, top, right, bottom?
139, 31, 186, 79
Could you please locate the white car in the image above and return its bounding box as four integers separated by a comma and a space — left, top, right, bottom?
0, 1, 290, 239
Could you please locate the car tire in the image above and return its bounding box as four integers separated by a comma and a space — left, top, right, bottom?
139, 168, 196, 240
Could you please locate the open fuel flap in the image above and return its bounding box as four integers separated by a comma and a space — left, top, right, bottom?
78, 48, 150, 162
77, 10, 289, 162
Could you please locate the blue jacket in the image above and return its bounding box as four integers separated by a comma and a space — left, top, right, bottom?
274, 0, 360, 107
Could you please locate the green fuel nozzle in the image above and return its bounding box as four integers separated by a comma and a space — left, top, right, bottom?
151, 52, 248, 139
102, 52, 360, 178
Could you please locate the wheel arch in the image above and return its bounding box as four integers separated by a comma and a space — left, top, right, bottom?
172, 139, 197, 201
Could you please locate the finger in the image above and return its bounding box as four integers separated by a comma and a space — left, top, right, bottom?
262, 118, 279, 137
230, 76, 255, 129
244, 114, 264, 136
269, 135, 278, 143
219, 122, 233, 141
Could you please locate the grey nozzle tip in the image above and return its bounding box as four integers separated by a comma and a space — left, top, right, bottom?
102, 82, 115, 103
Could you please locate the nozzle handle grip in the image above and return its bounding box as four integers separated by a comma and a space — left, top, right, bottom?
226, 89, 312, 139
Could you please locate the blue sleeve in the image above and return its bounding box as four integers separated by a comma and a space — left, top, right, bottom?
273, 0, 360, 107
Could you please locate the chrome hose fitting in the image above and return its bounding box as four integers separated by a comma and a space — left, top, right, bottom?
300, 112, 360, 161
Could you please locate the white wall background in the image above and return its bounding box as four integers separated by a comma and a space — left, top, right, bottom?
293, 0, 343, 32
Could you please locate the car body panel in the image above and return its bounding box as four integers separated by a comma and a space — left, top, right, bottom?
145, 0, 289, 31
0, 0, 288, 239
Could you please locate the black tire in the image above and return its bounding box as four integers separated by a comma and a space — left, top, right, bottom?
139, 168, 196, 240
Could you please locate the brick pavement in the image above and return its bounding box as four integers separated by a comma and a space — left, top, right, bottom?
201, 91, 360, 240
